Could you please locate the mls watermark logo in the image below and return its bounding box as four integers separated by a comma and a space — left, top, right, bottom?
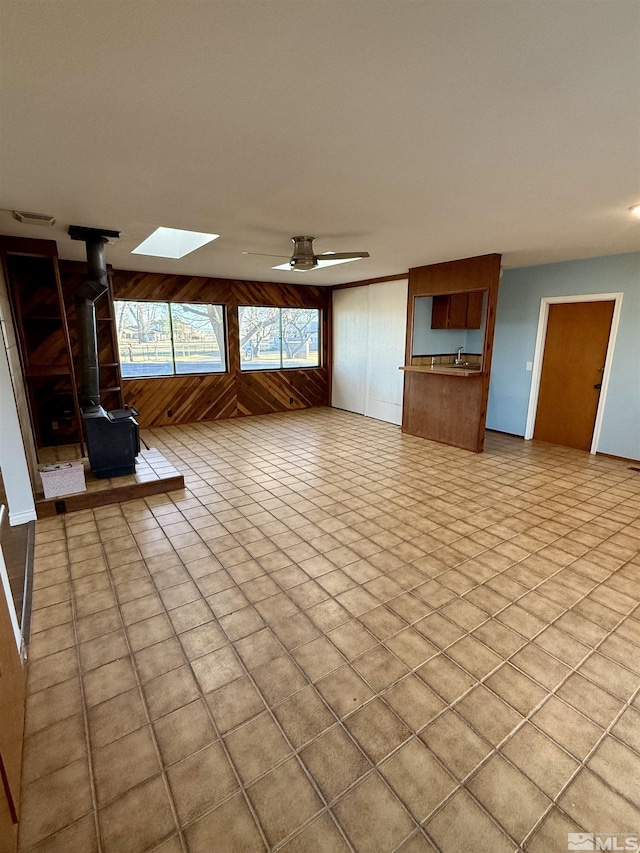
568, 833, 640, 851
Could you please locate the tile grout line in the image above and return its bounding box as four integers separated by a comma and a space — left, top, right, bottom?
106, 508, 272, 853
23, 414, 640, 853
520, 675, 640, 849
129, 490, 449, 851
80, 507, 189, 853
20, 534, 104, 853
120, 504, 350, 853
136, 422, 640, 850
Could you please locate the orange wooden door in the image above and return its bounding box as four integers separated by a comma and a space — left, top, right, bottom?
534, 300, 614, 451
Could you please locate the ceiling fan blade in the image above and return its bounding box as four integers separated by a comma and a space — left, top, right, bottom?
242, 251, 290, 259
318, 252, 370, 260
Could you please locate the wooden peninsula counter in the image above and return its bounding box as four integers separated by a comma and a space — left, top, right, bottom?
401, 254, 501, 453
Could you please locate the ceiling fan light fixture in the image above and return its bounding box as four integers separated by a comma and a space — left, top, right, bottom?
264, 235, 370, 271
272, 262, 309, 272
629, 204, 640, 217
315, 257, 361, 268
271, 256, 362, 272
290, 258, 316, 270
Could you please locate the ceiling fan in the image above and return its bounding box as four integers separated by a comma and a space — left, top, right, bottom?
243, 236, 370, 271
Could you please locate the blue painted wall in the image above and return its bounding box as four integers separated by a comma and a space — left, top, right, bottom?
412, 297, 467, 354
487, 252, 640, 460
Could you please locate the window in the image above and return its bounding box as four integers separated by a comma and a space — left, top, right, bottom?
239, 306, 320, 371
170, 303, 226, 375
115, 300, 226, 378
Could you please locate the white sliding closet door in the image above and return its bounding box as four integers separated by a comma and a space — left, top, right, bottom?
364, 280, 408, 425
332, 279, 407, 425
331, 287, 368, 414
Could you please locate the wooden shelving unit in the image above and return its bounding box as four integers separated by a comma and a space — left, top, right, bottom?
0, 238, 124, 459
1, 239, 85, 456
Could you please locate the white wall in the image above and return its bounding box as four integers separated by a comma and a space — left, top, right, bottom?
0, 342, 36, 524
332, 287, 368, 415
0, 267, 37, 524
332, 280, 408, 426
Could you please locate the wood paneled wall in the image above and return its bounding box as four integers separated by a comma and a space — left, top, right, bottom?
111, 270, 330, 428
0, 531, 25, 853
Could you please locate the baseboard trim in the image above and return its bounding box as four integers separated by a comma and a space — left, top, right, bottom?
596, 451, 640, 465
485, 428, 525, 439
9, 508, 37, 526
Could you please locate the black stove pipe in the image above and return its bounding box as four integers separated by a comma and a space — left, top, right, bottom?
68, 225, 120, 411
68, 225, 140, 479
75, 238, 107, 410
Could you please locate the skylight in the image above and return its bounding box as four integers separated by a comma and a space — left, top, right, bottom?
132, 227, 219, 259
271, 257, 361, 272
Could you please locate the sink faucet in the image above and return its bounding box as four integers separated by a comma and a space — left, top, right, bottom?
455, 346, 464, 365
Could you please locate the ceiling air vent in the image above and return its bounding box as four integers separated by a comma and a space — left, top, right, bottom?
12, 210, 56, 226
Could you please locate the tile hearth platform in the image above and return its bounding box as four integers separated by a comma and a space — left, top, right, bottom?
36, 447, 184, 518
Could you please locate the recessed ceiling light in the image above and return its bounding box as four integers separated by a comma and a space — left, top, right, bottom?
271, 257, 361, 272
132, 227, 219, 259
629, 204, 640, 217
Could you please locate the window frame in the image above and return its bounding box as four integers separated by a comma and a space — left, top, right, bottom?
238, 305, 322, 372
114, 298, 228, 379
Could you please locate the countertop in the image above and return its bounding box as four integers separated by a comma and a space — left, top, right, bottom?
399, 365, 483, 377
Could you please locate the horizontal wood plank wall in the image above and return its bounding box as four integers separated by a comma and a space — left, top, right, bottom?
402, 254, 501, 452
111, 270, 330, 427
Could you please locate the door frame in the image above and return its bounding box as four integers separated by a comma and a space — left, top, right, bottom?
524, 292, 623, 454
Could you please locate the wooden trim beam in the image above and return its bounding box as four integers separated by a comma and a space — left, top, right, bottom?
330, 272, 409, 291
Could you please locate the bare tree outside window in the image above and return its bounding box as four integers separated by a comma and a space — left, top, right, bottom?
115, 300, 226, 377
115, 301, 173, 376
115, 301, 320, 375
238, 306, 280, 370
282, 307, 319, 367
239, 306, 320, 371
170, 303, 226, 374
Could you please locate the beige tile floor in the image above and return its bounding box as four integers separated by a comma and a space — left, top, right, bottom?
20, 407, 640, 853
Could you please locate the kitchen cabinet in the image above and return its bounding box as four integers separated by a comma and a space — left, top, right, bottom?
431, 291, 483, 329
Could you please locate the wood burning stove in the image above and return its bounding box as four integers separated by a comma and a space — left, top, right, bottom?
82, 406, 140, 479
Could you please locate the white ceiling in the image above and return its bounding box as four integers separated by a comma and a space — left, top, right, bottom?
1, 1, 639, 285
